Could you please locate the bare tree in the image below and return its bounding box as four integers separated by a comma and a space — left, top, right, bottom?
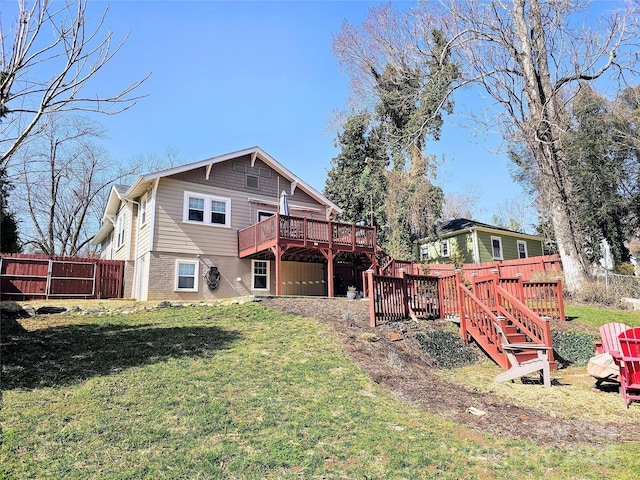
334, 1, 640, 291
0, 0, 149, 169
438, 0, 640, 290
441, 185, 483, 220
491, 195, 538, 234
13, 114, 139, 256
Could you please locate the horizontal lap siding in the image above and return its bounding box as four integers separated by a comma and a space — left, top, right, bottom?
112, 207, 131, 261
478, 232, 543, 262
154, 172, 328, 257
153, 178, 245, 256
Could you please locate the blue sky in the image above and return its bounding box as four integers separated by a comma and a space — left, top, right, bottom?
81, 1, 523, 223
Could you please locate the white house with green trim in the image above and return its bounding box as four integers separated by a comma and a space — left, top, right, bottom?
419, 218, 545, 264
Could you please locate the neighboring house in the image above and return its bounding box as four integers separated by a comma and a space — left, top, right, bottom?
91, 146, 376, 300
419, 218, 545, 264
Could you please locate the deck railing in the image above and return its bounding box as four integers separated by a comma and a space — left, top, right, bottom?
238, 214, 376, 256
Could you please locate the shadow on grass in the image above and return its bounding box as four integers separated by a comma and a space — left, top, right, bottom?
1, 323, 241, 390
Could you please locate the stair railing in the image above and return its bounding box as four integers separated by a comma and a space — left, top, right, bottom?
495, 285, 554, 364
457, 278, 509, 369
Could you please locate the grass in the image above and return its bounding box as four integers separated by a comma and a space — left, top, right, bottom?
564, 304, 640, 329
2, 303, 640, 478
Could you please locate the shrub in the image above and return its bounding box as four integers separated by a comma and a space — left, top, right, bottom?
415, 329, 478, 369
551, 330, 596, 367
615, 262, 636, 276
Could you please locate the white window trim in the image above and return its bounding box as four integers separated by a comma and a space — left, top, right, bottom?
257, 209, 275, 222
175, 259, 199, 292
251, 259, 270, 291
183, 191, 231, 227
517, 240, 528, 259
440, 239, 450, 258
116, 212, 126, 250
420, 244, 430, 261
491, 236, 504, 260
139, 194, 148, 227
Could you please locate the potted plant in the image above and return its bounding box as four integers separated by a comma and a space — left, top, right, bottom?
347, 286, 358, 300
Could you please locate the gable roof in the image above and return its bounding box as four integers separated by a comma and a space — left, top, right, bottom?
92, 146, 341, 245
435, 218, 544, 241
127, 146, 339, 211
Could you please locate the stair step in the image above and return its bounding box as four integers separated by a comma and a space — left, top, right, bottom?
505, 333, 527, 343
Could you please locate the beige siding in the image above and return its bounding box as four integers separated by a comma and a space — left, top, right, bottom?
152, 175, 328, 257
112, 205, 132, 261
281, 261, 327, 296
135, 197, 152, 255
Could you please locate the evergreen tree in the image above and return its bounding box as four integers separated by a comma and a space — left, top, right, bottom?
324, 113, 389, 245
567, 86, 633, 266
0, 165, 19, 253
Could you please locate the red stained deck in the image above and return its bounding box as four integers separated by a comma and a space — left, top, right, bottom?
238, 214, 376, 258
238, 214, 377, 296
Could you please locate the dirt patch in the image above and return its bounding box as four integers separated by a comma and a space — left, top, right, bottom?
260, 296, 640, 446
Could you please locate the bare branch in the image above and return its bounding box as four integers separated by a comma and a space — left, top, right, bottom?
0, 0, 150, 169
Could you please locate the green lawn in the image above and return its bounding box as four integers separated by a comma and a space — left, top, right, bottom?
565, 304, 640, 329
2, 303, 639, 479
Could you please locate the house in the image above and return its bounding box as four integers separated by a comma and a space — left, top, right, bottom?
91, 147, 377, 300
419, 218, 545, 264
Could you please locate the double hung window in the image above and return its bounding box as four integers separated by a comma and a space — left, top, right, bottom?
183, 191, 231, 227
175, 260, 199, 291
491, 236, 504, 260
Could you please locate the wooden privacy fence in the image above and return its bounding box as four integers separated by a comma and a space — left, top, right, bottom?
0, 254, 124, 300
424, 255, 562, 282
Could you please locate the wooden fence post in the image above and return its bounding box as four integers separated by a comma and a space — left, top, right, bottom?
555, 277, 566, 321
399, 269, 408, 319
437, 273, 445, 320
540, 316, 555, 363
455, 269, 468, 343
367, 269, 376, 327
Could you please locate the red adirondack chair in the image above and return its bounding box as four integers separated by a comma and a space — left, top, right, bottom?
618, 327, 640, 409
595, 322, 630, 363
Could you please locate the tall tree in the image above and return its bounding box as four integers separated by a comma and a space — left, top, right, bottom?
334, 11, 458, 259
336, 1, 639, 290
12, 114, 139, 256
566, 86, 631, 266
440, 0, 640, 291
0, 0, 149, 170
324, 112, 388, 245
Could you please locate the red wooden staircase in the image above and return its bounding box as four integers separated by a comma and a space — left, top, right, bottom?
457, 273, 556, 372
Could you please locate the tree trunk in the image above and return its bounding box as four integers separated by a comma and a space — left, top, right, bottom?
513, 0, 590, 292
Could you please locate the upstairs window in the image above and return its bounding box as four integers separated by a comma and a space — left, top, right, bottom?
440, 240, 450, 258
420, 244, 430, 261
491, 236, 503, 260
139, 195, 148, 226
517, 240, 528, 259
183, 191, 231, 227
188, 197, 205, 222
116, 213, 126, 249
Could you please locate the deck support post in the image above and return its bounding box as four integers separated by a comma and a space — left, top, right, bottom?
272, 244, 283, 296
318, 248, 336, 297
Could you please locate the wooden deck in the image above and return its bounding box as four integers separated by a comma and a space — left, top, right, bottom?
238, 214, 376, 259
238, 214, 376, 297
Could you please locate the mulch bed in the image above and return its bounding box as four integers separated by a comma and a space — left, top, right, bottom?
260, 297, 640, 446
